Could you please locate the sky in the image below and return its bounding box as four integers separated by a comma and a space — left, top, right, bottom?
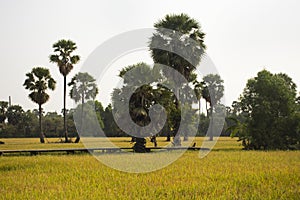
0, 0, 299, 112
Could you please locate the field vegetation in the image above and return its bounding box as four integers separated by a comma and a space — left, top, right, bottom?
0, 137, 299, 199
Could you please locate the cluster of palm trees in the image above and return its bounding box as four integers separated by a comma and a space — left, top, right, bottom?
23, 40, 98, 143
22, 13, 225, 146
111, 14, 225, 151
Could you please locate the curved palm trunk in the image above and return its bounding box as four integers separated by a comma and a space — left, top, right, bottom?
63, 75, 68, 142
39, 103, 45, 143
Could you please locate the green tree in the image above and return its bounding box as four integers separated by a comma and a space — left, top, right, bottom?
68, 72, 98, 143
49, 39, 80, 142
239, 70, 299, 150
112, 63, 156, 152
149, 14, 206, 142
150, 13, 206, 82
6, 105, 24, 126
202, 74, 224, 141
0, 101, 8, 143
0, 101, 8, 123
23, 67, 56, 143
102, 104, 123, 137
43, 112, 63, 138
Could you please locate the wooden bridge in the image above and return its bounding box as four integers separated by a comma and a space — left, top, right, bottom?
0, 147, 209, 156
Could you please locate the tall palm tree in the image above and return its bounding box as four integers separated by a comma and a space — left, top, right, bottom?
23, 67, 56, 143
49, 39, 80, 142
150, 13, 206, 83
68, 72, 98, 143
149, 13, 206, 143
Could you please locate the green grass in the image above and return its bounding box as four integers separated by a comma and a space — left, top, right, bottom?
0, 137, 299, 199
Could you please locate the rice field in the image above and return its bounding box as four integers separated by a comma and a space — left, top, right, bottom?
0, 137, 299, 199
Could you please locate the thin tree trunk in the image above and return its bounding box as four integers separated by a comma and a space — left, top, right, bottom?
209, 105, 213, 141
63, 75, 68, 142
166, 133, 171, 141
75, 94, 84, 143
206, 101, 208, 117
198, 99, 201, 120
39, 103, 45, 143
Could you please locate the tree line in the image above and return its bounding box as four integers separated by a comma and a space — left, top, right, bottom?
0, 13, 299, 151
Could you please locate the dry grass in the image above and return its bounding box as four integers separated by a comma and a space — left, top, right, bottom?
0, 137, 299, 199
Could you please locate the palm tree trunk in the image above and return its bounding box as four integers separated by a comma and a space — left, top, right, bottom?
63, 75, 68, 142
75, 94, 84, 143
198, 99, 201, 120
209, 105, 213, 141
39, 103, 45, 143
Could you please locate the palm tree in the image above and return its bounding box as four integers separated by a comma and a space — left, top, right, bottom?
149, 13, 206, 143
150, 13, 206, 83
68, 72, 98, 143
49, 39, 80, 142
112, 63, 156, 152
23, 67, 56, 143
202, 74, 224, 141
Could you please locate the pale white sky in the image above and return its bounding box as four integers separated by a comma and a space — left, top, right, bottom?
0, 0, 299, 112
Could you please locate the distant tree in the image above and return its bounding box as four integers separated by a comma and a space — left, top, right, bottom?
43, 112, 63, 137
6, 105, 24, 126
197, 113, 209, 136
202, 74, 224, 141
23, 67, 56, 143
193, 80, 204, 119
68, 72, 98, 143
239, 70, 299, 150
94, 100, 105, 130
22, 110, 39, 138
0, 101, 8, 123
0, 101, 8, 143
102, 104, 123, 137
50, 39, 80, 142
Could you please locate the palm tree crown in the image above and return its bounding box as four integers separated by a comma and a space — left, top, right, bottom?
68, 72, 98, 103
24, 67, 56, 105
150, 13, 206, 81
49, 39, 80, 76
23, 67, 56, 143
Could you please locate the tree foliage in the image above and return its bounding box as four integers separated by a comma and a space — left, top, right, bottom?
23, 67, 56, 143
236, 70, 299, 150
69, 72, 98, 142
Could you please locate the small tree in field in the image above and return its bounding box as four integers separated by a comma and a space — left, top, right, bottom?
23, 67, 56, 143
